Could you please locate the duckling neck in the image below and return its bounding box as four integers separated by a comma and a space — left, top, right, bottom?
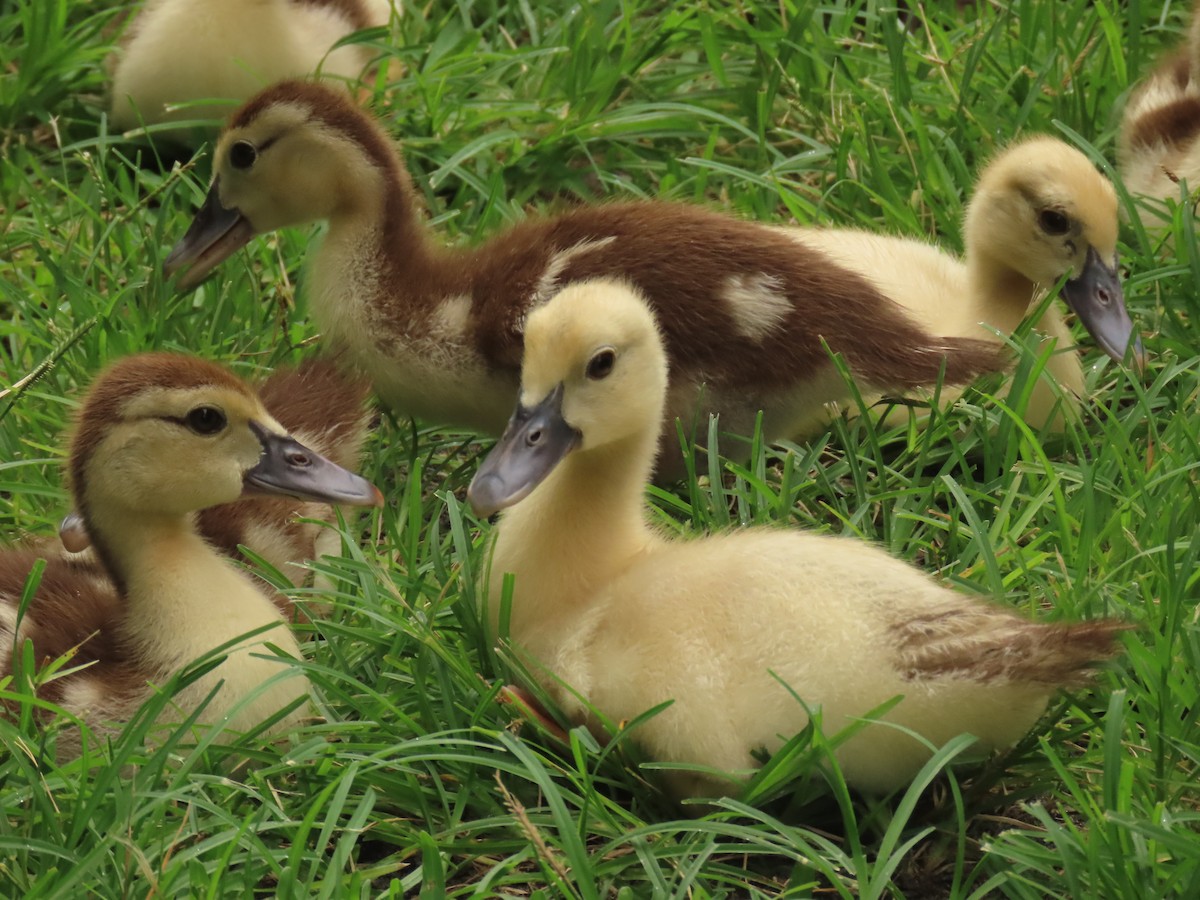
318, 160, 458, 315
489, 431, 658, 640
86, 509, 295, 672
967, 251, 1044, 333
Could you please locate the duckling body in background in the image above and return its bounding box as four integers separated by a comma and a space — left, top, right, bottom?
1119, 3, 1200, 224
468, 280, 1125, 798
165, 80, 1007, 477
109, 0, 398, 135
58, 357, 374, 615
786, 138, 1140, 431
1, 354, 381, 754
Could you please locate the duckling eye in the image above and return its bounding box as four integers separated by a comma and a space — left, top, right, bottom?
586, 348, 617, 380
185, 406, 227, 435
1038, 209, 1071, 236
229, 141, 257, 170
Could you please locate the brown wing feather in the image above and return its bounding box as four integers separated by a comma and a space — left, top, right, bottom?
893, 601, 1129, 687
0, 549, 148, 709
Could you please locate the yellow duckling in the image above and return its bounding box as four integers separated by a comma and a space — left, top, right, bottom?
467, 279, 1126, 799
786, 138, 1142, 431
109, 0, 399, 136
59, 356, 373, 612
164, 80, 1007, 477
1119, 4, 1200, 225
1, 353, 382, 755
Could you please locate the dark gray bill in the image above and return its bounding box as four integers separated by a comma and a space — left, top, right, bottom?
1061, 247, 1145, 369
468, 383, 581, 517
163, 178, 255, 290
244, 421, 383, 506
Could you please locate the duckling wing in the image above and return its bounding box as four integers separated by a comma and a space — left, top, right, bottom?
893, 602, 1128, 687
0, 549, 129, 690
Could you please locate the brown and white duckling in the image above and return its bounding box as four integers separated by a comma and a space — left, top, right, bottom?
60, 356, 373, 604
163, 80, 1007, 476
467, 280, 1126, 799
786, 138, 1142, 431
1, 353, 382, 753
109, 0, 399, 136
1118, 3, 1200, 226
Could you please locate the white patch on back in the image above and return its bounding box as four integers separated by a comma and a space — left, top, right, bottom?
721, 273, 791, 342
430, 294, 472, 338
62, 676, 107, 717
530, 236, 618, 307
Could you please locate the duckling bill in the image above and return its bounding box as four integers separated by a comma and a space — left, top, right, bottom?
1058, 246, 1136, 365
470, 279, 1127, 799
470, 383, 579, 516
242, 420, 377, 503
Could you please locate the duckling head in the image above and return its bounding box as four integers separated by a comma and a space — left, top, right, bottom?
70, 353, 382, 528
164, 80, 402, 289
468, 280, 667, 516
965, 137, 1143, 366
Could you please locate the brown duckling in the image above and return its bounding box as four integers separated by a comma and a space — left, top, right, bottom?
164, 80, 1007, 476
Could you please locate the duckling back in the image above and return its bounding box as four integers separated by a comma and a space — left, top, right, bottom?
109, 0, 396, 134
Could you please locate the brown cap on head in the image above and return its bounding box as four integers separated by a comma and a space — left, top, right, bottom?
228, 79, 402, 179
67, 353, 255, 508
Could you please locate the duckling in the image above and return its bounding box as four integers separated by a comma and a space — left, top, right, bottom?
784, 138, 1142, 431
467, 279, 1126, 799
60, 356, 373, 607
163, 80, 1008, 477
1, 353, 382, 754
1118, 4, 1200, 226
109, 0, 399, 136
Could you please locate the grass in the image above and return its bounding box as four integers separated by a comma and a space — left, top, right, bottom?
2, 0, 1199, 895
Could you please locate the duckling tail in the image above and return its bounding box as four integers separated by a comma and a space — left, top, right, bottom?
930, 337, 1011, 386
894, 606, 1129, 687
852, 335, 1009, 392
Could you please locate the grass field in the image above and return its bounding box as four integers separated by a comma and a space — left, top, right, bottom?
2, 0, 1199, 896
